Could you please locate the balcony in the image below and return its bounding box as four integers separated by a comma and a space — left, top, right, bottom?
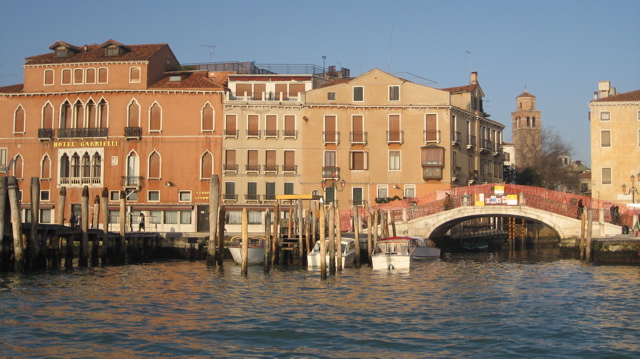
38, 128, 54, 141
263, 164, 279, 174
125, 126, 141, 140
59, 176, 102, 186
223, 164, 238, 174
120, 176, 144, 189
467, 135, 476, 149
283, 130, 298, 139
493, 143, 503, 156
223, 193, 238, 203
245, 164, 260, 174
245, 194, 261, 202
451, 131, 462, 145
246, 129, 261, 139
424, 130, 440, 144
282, 165, 297, 174
59, 127, 108, 138
386, 130, 404, 144
322, 131, 340, 145
322, 166, 340, 180
264, 129, 279, 139
349, 199, 368, 207
480, 139, 493, 153
263, 194, 277, 202
224, 129, 239, 139
350, 131, 368, 145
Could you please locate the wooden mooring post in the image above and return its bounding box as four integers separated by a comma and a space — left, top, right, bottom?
79, 186, 89, 267
367, 210, 373, 265
271, 202, 279, 267
101, 189, 109, 263
0, 177, 7, 270
319, 203, 326, 280
29, 177, 41, 269
335, 204, 343, 272
206, 175, 219, 266
264, 209, 271, 273
8, 177, 24, 272
353, 204, 361, 267
241, 208, 249, 275
119, 190, 127, 263
328, 202, 336, 275
217, 205, 225, 267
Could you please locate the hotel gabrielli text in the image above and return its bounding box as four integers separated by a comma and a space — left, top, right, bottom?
0, 39, 505, 236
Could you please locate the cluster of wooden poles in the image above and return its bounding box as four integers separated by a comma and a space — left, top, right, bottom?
0, 176, 157, 272
204, 176, 398, 279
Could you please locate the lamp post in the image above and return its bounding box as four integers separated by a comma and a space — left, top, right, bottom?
321, 179, 346, 205
621, 173, 640, 203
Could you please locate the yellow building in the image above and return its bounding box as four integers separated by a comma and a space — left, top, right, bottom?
589, 81, 640, 204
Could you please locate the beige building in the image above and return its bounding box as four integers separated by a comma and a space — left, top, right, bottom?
590, 81, 640, 204
301, 69, 505, 207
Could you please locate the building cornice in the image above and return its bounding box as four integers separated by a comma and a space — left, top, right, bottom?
24, 61, 151, 68
1, 89, 225, 97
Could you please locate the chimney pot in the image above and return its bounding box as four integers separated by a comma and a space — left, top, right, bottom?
470, 71, 478, 85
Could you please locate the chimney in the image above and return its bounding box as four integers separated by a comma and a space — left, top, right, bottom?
598, 81, 611, 98
470, 71, 478, 85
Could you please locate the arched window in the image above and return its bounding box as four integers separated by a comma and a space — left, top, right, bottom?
71, 153, 80, 178
128, 100, 140, 127
82, 152, 91, 178
201, 151, 213, 179
12, 155, 23, 179
202, 103, 214, 132
148, 151, 161, 179
97, 99, 107, 128
14, 106, 25, 133
92, 152, 102, 179
60, 154, 70, 179
42, 103, 54, 129
74, 100, 84, 128
86, 100, 95, 128
126, 152, 140, 186
41, 155, 51, 180
149, 102, 161, 132
60, 101, 72, 129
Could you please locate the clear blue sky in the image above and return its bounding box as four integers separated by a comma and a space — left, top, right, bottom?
2, 0, 639, 166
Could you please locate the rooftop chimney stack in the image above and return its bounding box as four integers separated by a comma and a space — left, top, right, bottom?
470, 71, 478, 85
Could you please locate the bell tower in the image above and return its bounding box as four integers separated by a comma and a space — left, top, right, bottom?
511, 91, 541, 168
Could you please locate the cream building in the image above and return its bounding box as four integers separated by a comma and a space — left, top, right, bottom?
590, 81, 640, 204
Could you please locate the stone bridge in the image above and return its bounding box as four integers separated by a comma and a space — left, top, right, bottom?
352, 184, 630, 240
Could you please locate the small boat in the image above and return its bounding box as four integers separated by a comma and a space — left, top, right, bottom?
307, 238, 357, 269
371, 236, 416, 270
409, 236, 441, 260
228, 236, 266, 265
462, 240, 489, 252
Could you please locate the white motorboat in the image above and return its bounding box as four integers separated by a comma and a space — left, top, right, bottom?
228, 236, 266, 265
371, 236, 416, 270
409, 236, 441, 260
307, 238, 357, 269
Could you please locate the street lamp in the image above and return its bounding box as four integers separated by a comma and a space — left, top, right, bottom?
321, 179, 346, 192
621, 173, 640, 203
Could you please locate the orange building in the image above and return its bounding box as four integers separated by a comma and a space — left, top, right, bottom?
0, 40, 226, 233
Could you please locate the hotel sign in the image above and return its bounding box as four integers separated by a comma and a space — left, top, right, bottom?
53, 141, 119, 148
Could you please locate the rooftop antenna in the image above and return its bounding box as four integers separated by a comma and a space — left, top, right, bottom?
322, 56, 326, 75
388, 24, 394, 73
200, 45, 216, 63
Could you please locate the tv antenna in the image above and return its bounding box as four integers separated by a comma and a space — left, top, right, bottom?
200, 45, 216, 63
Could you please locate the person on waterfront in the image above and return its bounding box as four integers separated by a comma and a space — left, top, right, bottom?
69, 212, 77, 228
577, 199, 584, 219
444, 193, 452, 211
129, 212, 133, 232
139, 212, 145, 232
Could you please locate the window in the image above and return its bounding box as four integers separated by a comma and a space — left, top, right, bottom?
12, 155, 23, 179
226, 211, 242, 224
150, 210, 161, 224
149, 102, 161, 132
247, 150, 259, 172
180, 211, 192, 224
179, 191, 191, 202
265, 150, 277, 172
352, 187, 364, 206
350, 151, 368, 170
265, 115, 277, 138
106, 46, 120, 56
284, 115, 296, 138
377, 186, 388, 199
600, 112, 610, 121
201, 151, 213, 179
148, 191, 160, 202
73, 100, 84, 128
248, 211, 262, 224
86, 68, 96, 84
148, 151, 161, 179
98, 68, 108, 83
126, 189, 138, 201
129, 67, 141, 83
42, 103, 54, 130
44, 69, 54, 85
388, 114, 401, 143
73, 68, 83, 84
128, 100, 140, 127
422, 145, 444, 180
225, 114, 237, 137
14, 106, 25, 133
110, 191, 120, 201
62, 69, 71, 85
389, 86, 399, 101
126, 151, 140, 187
283, 151, 296, 172
352, 115, 365, 144
323, 115, 338, 144
40, 190, 50, 201
265, 182, 276, 200
601, 168, 612, 185
284, 182, 294, 195
41, 155, 51, 179
389, 151, 400, 170
601, 130, 611, 147
425, 114, 438, 142
164, 211, 178, 224
202, 103, 214, 132
40, 209, 52, 224
404, 185, 415, 198
224, 182, 236, 200
247, 115, 259, 137
353, 86, 363, 102
328, 92, 335, 101
247, 182, 259, 201
224, 150, 237, 172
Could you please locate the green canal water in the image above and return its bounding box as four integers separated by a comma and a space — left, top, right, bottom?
1, 249, 639, 358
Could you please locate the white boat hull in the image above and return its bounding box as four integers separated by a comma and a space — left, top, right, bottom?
307, 239, 357, 269
371, 253, 413, 270
228, 247, 265, 265
413, 246, 441, 260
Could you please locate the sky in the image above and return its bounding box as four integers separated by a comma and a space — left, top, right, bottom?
1, 0, 639, 166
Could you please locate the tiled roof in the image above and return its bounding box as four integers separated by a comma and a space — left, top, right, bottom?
25, 42, 169, 65
320, 78, 352, 87
0, 84, 24, 93
149, 71, 225, 90
591, 89, 640, 103
441, 84, 476, 93
517, 91, 536, 98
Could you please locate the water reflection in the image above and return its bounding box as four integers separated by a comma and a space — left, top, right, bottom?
0, 252, 639, 357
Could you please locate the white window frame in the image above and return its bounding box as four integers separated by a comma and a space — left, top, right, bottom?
97, 67, 108, 84
40, 190, 50, 201
129, 66, 141, 83
179, 191, 192, 202
377, 185, 388, 199
73, 68, 84, 84
148, 190, 160, 202
109, 190, 120, 202
148, 101, 162, 133
600, 111, 610, 121
601, 130, 611, 147
389, 150, 401, 171
201, 102, 215, 133
61, 68, 72, 85
601, 167, 612, 185
353, 86, 364, 102
85, 68, 96, 84
404, 185, 415, 199
389, 85, 400, 101
44, 69, 54, 86
349, 151, 368, 171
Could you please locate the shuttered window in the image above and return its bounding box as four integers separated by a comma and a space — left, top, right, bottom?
130, 67, 140, 83
247, 115, 259, 136
425, 114, 438, 142
129, 101, 140, 127
201, 152, 212, 179
236, 84, 252, 98
98, 68, 108, 83
266, 115, 277, 137
202, 104, 214, 132
289, 83, 305, 98
149, 152, 161, 179
74, 68, 83, 84
86, 68, 96, 84
150, 103, 161, 132
14, 106, 25, 133
352, 115, 364, 143
284, 115, 295, 137
275, 84, 287, 100
388, 115, 401, 142
225, 115, 237, 136
324, 115, 337, 143
254, 84, 265, 100
44, 70, 54, 85
62, 69, 71, 84
43, 103, 54, 129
